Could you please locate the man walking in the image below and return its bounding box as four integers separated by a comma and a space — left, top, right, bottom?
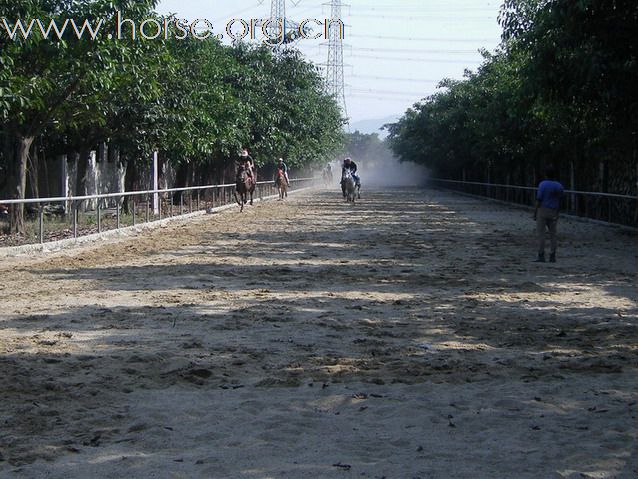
534, 166, 564, 263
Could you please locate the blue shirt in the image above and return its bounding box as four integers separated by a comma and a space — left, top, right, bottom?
537, 180, 564, 209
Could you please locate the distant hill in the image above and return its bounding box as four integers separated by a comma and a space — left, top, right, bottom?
349, 115, 400, 138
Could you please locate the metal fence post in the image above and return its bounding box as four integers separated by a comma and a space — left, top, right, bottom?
116, 196, 121, 229
97, 201, 101, 233
38, 206, 44, 244
73, 202, 78, 239
132, 197, 136, 226
608, 197, 612, 223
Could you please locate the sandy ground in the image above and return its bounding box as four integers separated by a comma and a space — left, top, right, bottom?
0, 187, 637, 479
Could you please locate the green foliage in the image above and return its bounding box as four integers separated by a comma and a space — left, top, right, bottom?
0, 0, 344, 229
388, 0, 638, 193
226, 45, 344, 168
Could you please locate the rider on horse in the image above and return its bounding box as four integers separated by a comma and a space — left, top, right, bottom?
276, 158, 290, 185
341, 157, 360, 197
237, 148, 256, 188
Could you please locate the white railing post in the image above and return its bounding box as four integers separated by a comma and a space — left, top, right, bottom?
153, 151, 159, 215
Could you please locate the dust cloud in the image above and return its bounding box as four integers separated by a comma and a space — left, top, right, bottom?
356, 156, 429, 187
330, 140, 429, 188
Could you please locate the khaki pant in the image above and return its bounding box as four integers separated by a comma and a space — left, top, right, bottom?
537, 207, 559, 255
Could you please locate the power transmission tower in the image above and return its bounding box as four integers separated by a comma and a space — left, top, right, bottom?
268, 0, 286, 39
267, 0, 305, 46
325, 0, 348, 122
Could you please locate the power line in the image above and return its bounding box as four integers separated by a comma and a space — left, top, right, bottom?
354, 46, 480, 54
344, 5, 497, 12
349, 94, 425, 102
347, 13, 497, 20
350, 88, 430, 97
349, 53, 483, 64
349, 33, 498, 43
210, 4, 266, 24
351, 74, 441, 83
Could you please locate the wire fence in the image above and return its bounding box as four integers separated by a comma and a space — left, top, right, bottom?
430, 179, 638, 229
0, 177, 316, 248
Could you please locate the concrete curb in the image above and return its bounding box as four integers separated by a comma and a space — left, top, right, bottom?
0, 186, 315, 258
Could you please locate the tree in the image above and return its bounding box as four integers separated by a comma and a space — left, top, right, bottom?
0, 0, 158, 232
388, 0, 638, 194
1, 1, 346, 235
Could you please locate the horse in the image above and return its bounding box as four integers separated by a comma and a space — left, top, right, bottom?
341, 170, 357, 203
275, 168, 288, 200
234, 165, 256, 212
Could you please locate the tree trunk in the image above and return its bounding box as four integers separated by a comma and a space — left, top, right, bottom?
9, 135, 35, 234
75, 148, 91, 211
174, 161, 189, 202
41, 147, 51, 199
123, 156, 137, 214
27, 142, 40, 199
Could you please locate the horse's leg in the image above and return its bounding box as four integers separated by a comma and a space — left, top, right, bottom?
236, 191, 244, 212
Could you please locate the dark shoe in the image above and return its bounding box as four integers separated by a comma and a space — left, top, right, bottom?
534, 254, 545, 263
549, 253, 556, 263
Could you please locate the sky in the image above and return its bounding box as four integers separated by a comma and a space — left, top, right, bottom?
156, 0, 503, 128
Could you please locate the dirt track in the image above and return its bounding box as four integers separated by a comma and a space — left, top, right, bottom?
1, 188, 637, 479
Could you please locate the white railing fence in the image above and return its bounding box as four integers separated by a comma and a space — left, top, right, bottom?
430, 179, 638, 228
0, 178, 317, 246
